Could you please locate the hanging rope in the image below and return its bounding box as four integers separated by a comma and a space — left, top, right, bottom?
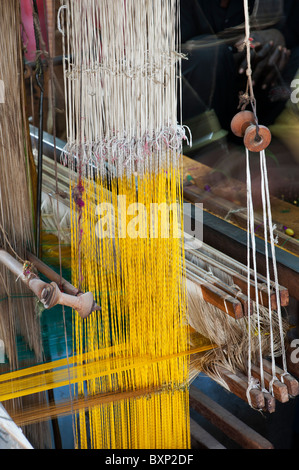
242, 0, 260, 140
245, 146, 266, 399
241, 0, 288, 402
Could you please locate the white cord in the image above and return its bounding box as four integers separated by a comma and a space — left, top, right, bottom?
260, 150, 288, 374
57, 5, 67, 36
242, 0, 288, 403
259, 150, 277, 393
246, 148, 265, 397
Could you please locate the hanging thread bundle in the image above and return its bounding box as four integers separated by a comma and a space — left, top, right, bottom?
60, 0, 190, 449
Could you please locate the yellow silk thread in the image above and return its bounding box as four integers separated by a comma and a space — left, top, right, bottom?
70, 164, 190, 449
0, 163, 202, 449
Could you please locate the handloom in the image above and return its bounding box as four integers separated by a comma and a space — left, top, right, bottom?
0, 0, 298, 450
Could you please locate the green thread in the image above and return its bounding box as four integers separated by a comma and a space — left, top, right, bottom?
280, 237, 293, 248
0, 293, 35, 303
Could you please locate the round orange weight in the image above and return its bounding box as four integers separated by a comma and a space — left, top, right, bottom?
243, 125, 272, 152
230, 110, 255, 137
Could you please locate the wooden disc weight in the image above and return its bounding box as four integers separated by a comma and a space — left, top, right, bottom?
231, 110, 255, 137
230, 110, 271, 152
243, 125, 272, 152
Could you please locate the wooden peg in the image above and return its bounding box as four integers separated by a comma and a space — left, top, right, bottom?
250, 363, 289, 403
262, 359, 299, 397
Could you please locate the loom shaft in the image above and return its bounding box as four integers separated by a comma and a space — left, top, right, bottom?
0, 250, 95, 318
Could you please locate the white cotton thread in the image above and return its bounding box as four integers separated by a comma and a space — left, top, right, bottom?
246, 376, 260, 408
246, 147, 265, 392
260, 149, 276, 384
280, 372, 289, 384
223, 297, 229, 316
224, 207, 246, 221
269, 376, 279, 396
260, 150, 288, 374
232, 284, 244, 300
57, 5, 67, 36
246, 146, 252, 395
60, 124, 187, 177
61, 0, 186, 179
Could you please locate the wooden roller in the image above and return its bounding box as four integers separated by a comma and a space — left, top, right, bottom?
231, 110, 271, 152
0, 249, 97, 319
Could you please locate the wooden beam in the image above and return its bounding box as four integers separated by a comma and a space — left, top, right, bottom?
233, 369, 276, 414
183, 180, 299, 259
216, 366, 265, 410
186, 260, 250, 316
189, 386, 274, 449
200, 241, 289, 307
186, 247, 289, 310
186, 273, 243, 319
190, 418, 226, 449
197, 215, 299, 304
27, 252, 80, 296
11, 384, 163, 427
